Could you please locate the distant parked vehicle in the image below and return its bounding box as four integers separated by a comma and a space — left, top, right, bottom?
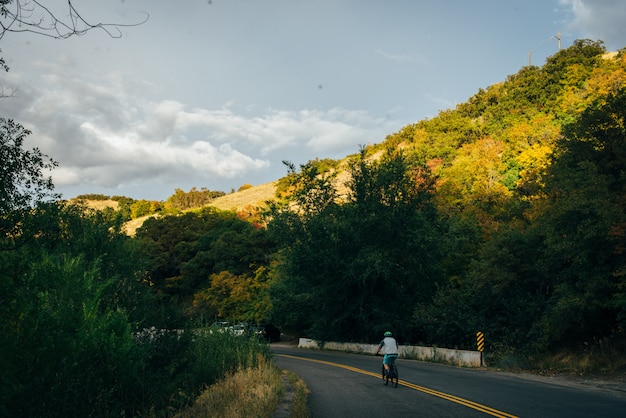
210, 321, 251, 336
255, 324, 281, 342
209, 321, 230, 334
231, 322, 249, 336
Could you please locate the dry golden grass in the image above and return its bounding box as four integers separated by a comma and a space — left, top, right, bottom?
284, 371, 311, 418
207, 181, 278, 212
174, 354, 310, 418
173, 355, 310, 418
122, 214, 156, 236
73, 199, 120, 211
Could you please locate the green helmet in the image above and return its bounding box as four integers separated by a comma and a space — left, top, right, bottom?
384, 331, 392, 337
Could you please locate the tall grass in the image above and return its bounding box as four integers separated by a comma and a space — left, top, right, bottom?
174, 355, 282, 418
182, 324, 271, 397
133, 322, 272, 416
175, 356, 311, 418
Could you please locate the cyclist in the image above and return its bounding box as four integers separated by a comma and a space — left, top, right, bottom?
375, 331, 398, 376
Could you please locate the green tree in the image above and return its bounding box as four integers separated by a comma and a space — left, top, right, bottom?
136, 207, 276, 324
268, 148, 444, 342
416, 223, 546, 351
281, 159, 338, 214
164, 187, 226, 212
541, 39, 606, 118
435, 137, 513, 232
130, 198, 162, 218
192, 266, 273, 322
530, 89, 626, 349
0, 119, 59, 215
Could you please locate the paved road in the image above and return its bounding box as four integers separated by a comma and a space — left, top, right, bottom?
271, 345, 626, 417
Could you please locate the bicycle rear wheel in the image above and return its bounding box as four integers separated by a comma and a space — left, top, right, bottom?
391, 364, 398, 388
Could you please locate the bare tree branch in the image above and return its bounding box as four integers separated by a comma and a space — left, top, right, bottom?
0, 83, 16, 97
0, 0, 149, 41
0, 0, 147, 97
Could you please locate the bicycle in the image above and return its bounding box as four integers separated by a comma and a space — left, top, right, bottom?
378, 354, 398, 388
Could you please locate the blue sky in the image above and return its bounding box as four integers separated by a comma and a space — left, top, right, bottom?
1, 0, 625, 200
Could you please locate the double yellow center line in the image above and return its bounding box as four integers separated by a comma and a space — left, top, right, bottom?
276, 354, 518, 418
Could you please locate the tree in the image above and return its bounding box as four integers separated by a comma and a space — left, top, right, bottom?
130, 199, 162, 218
268, 148, 445, 342
416, 224, 547, 351
530, 89, 626, 349
435, 137, 513, 231
279, 159, 338, 215
0, 118, 59, 215
191, 266, 273, 323
136, 207, 276, 325
541, 39, 606, 116
164, 187, 226, 212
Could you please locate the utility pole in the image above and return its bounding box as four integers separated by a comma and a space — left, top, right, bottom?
555, 31, 561, 50
528, 50, 532, 66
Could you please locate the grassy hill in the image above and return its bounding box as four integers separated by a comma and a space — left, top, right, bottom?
207, 181, 278, 211
121, 182, 279, 235
74, 198, 120, 211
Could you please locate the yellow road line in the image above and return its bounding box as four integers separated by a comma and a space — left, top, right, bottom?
276, 354, 518, 418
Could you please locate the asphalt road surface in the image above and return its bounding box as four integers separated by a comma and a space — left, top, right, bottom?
271, 344, 626, 417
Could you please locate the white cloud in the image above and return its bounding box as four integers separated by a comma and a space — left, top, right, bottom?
0, 62, 396, 198
559, 0, 626, 49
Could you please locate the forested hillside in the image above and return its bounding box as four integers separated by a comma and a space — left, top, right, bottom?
385, 40, 626, 353
2, 38, 625, 416
265, 39, 626, 358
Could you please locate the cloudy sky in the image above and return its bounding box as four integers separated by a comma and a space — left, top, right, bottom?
1, 0, 625, 201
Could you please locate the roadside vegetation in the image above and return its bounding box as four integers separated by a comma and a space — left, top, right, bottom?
175, 357, 309, 418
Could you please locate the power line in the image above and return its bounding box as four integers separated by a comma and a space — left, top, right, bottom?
527, 31, 562, 66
